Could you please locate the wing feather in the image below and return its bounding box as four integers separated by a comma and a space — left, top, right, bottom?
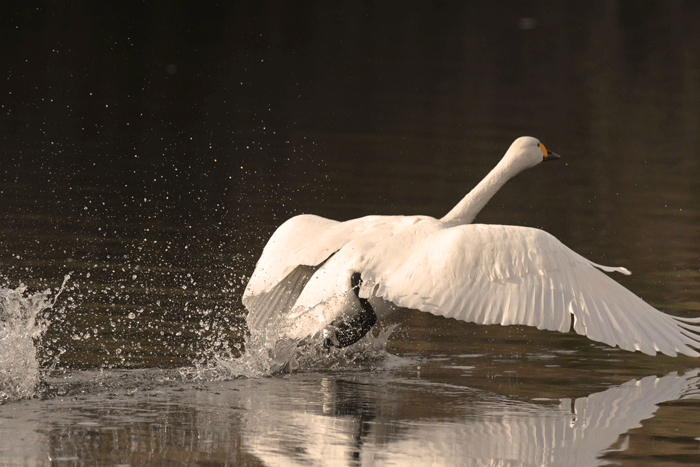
374, 224, 700, 357
243, 214, 417, 332
245, 264, 318, 333
243, 215, 341, 301
244, 214, 415, 300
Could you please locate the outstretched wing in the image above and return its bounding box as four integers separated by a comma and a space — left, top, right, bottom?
243, 214, 340, 332
244, 215, 339, 297
245, 264, 319, 333
243, 214, 398, 333
370, 224, 700, 357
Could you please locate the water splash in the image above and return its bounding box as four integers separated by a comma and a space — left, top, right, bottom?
181, 324, 399, 381
0, 276, 69, 403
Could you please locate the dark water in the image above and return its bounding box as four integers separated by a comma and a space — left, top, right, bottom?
2, 2, 700, 465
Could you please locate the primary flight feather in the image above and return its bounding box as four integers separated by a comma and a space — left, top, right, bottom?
243, 136, 700, 365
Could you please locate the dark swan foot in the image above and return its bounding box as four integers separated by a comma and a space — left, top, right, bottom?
323, 272, 377, 349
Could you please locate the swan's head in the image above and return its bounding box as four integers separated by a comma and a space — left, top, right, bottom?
504, 136, 560, 172
440, 136, 561, 225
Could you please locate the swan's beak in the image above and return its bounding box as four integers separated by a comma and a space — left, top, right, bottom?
543, 150, 560, 162
538, 143, 560, 162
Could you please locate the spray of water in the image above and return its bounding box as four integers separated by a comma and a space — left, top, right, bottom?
0, 275, 69, 403
181, 324, 399, 381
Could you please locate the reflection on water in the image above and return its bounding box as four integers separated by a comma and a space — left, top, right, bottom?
1, 366, 698, 466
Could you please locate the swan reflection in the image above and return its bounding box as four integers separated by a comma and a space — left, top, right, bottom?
242, 369, 700, 467
1, 368, 698, 465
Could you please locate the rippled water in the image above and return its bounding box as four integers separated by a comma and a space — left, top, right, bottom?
3, 1, 700, 465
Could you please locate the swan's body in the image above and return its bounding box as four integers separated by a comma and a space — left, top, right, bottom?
243, 137, 700, 365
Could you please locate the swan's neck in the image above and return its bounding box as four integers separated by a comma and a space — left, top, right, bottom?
440, 158, 520, 226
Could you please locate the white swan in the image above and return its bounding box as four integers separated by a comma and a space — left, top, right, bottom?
243, 136, 700, 363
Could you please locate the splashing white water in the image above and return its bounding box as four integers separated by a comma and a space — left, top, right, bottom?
181, 324, 400, 381
0, 276, 69, 403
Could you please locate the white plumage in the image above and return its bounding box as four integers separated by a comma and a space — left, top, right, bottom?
243, 136, 700, 362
